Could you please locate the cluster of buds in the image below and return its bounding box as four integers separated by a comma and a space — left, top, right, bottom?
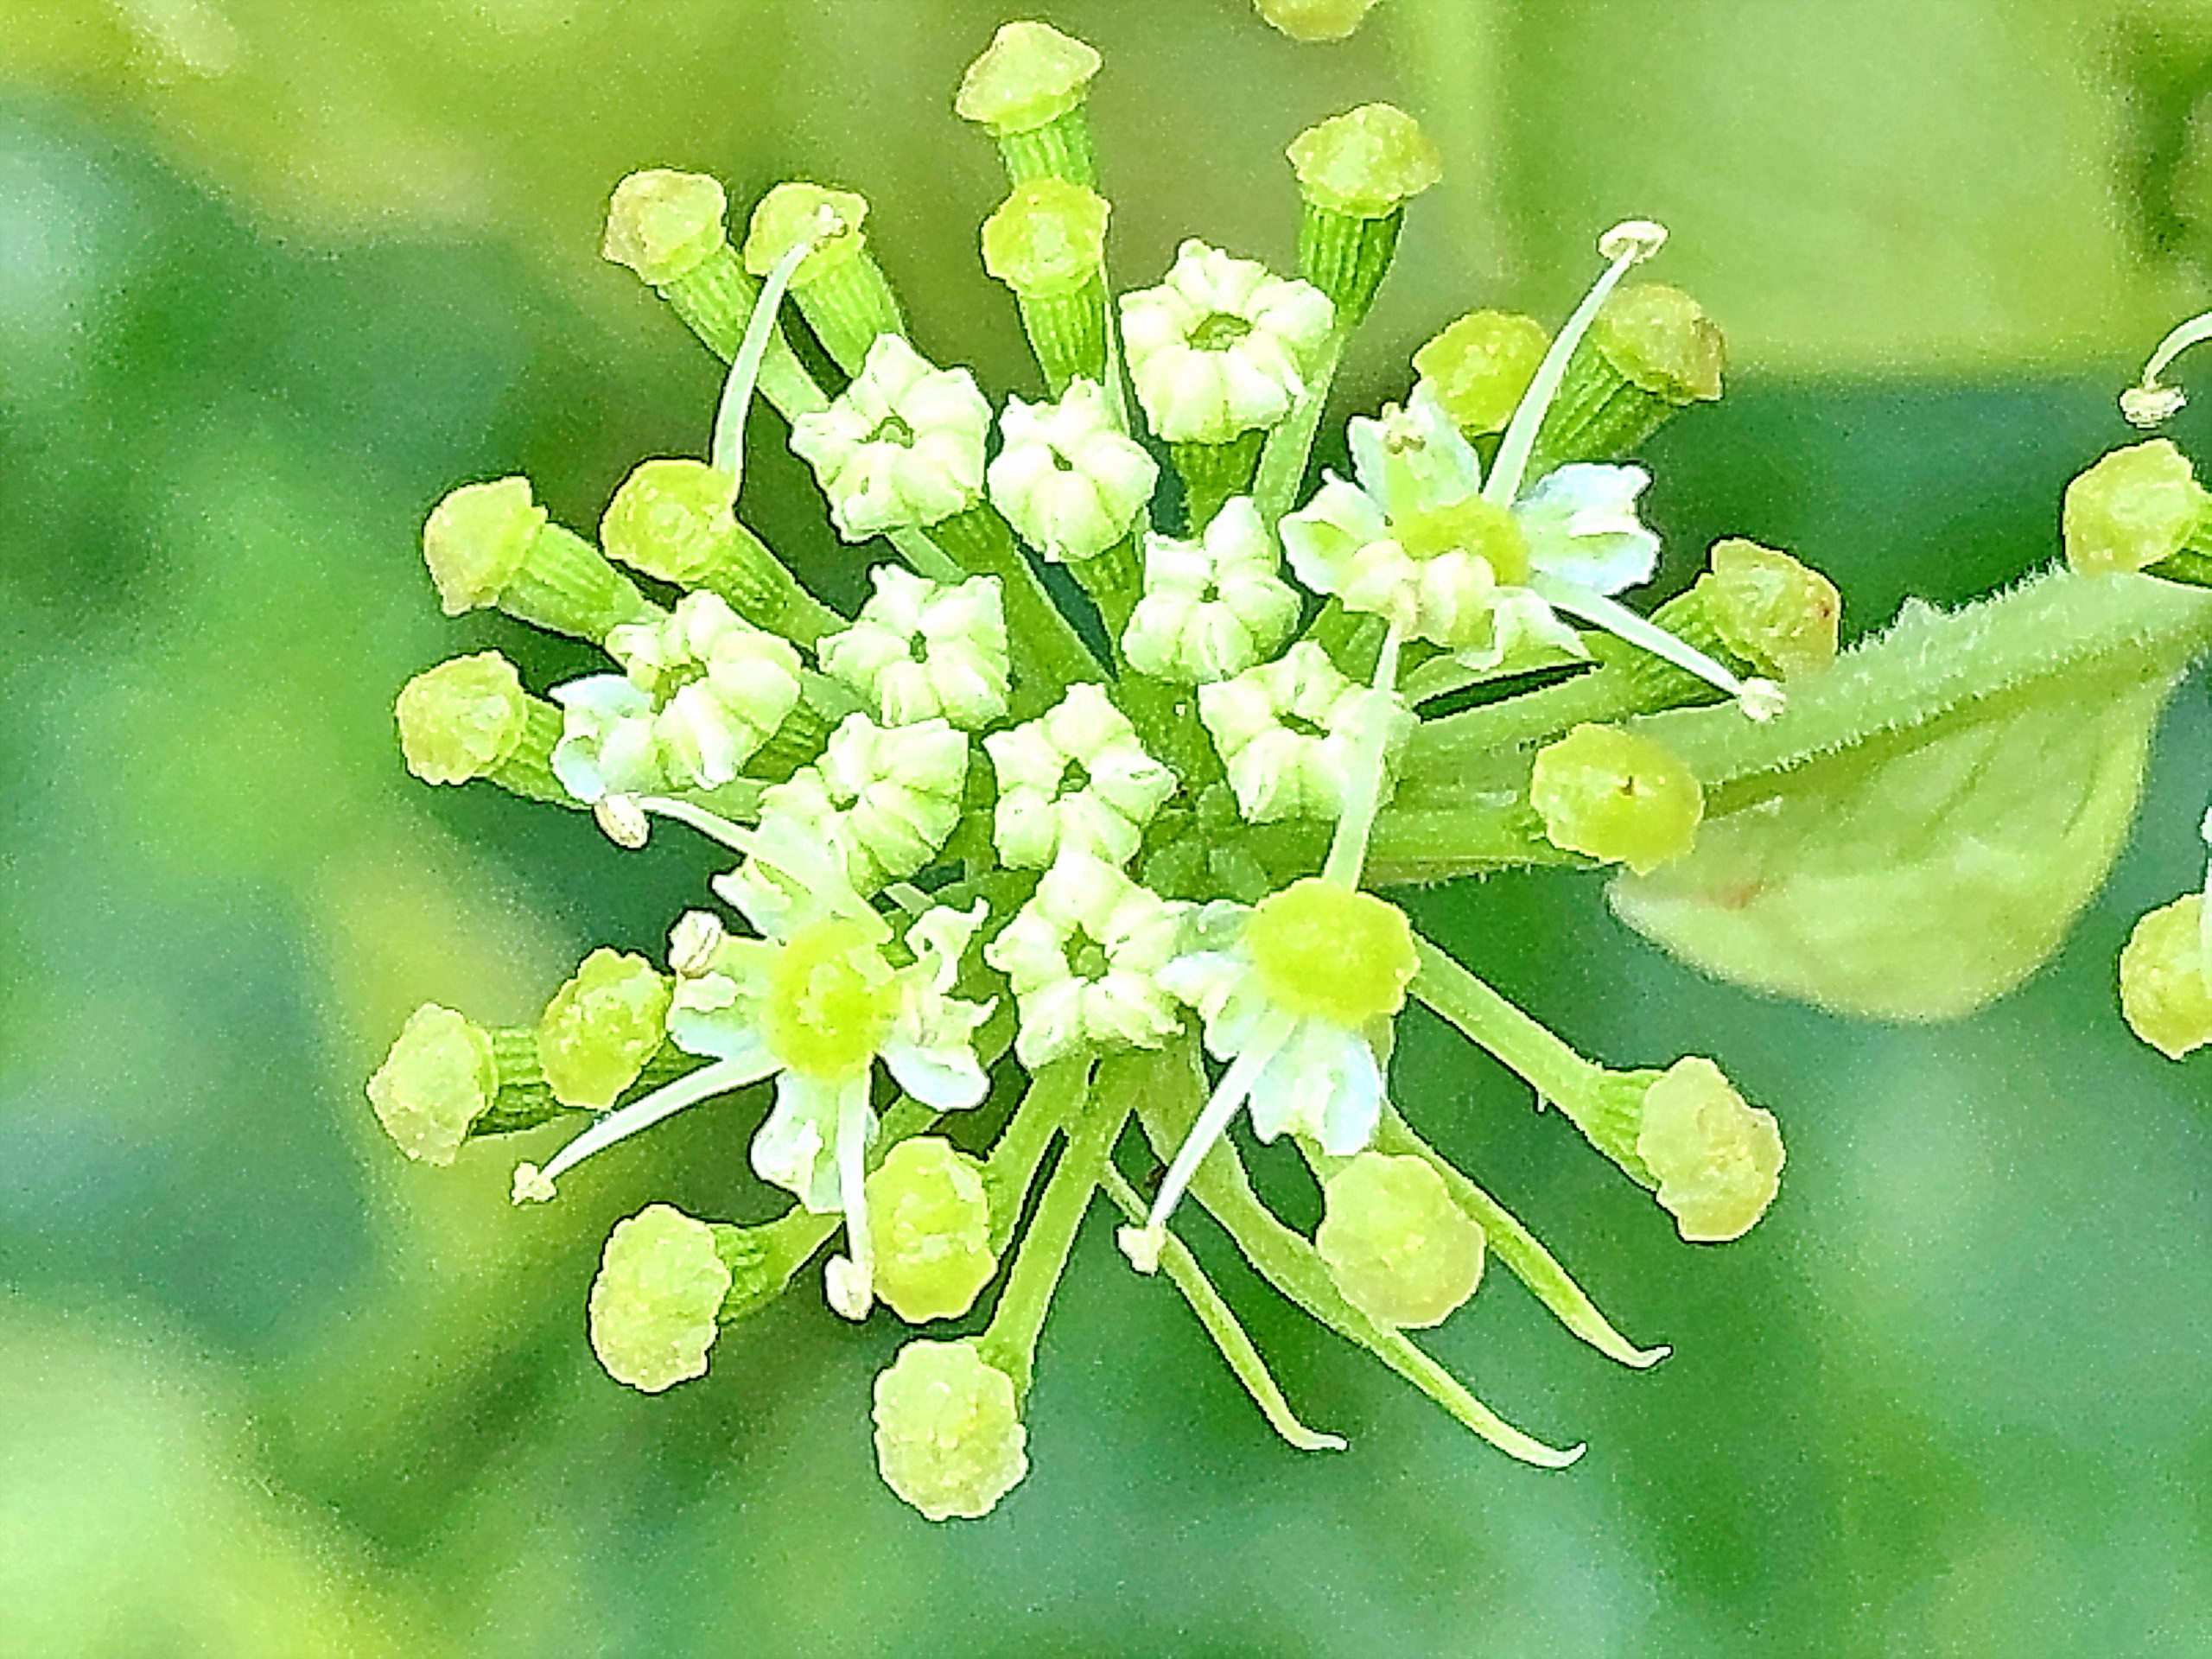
369, 18, 1825, 1521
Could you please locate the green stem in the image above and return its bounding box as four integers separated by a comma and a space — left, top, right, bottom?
983, 1058, 1089, 1254
1410, 935, 1601, 1107
927, 504, 1103, 709
1371, 1108, 1668, 1369
1253, 326, 1350, 527
1096, 1162, 1344, 1452
976, 1063, 1112, 1399
1126, 1045, 1581, 1468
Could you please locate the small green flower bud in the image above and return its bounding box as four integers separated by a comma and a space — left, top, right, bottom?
601, 168, 728, 285
1317, 1151, 1485, 1328
741, 181, 869, 283
1529, 284, 1726, 475
2119, 893, 2212, 1058
599, 459, 840, 645
422, 476, 543, 613
588, 1204, 733, 1393
1413, 311, 1548, 435
1594, 284, 1726, 404
982, 179, 1112, 391
1256, 0, 1381, 41
1692, 539, 1841, 682
366, 1003, 497, 1166
742, 181, 905, 372
536, 949, 672, 1109
1287, 104, 1436, 325
982, 177, 1109, 299
1529, 723, 1703, 874
2063, 440, 2212, 576
423, 477, 657, 639
395, 652, 529, 785
957, 22, 1102, 188
872, 1339, 1029, 1522
1633, 1058, 1783, 1243
1287, 103, 1440, 219
867, 1138, 998, 1323
957, 21, 1099, 136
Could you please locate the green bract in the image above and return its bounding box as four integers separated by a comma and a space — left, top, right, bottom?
366, 16, 2212, 1524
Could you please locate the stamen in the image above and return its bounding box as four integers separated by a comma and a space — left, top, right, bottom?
1320, 626, 1405, 888
709, 219, 829, 482
594, 794, 652, 848
1120, 1011, 1298, 1273
1535, 577, 1785, 721
1484, 218, 1668, 508
2122, 308, 2212, 429
510, 1054, 770, 1204
634, 794, 761, 855
823, 1086, 876, 1319
668, 909, 727, 976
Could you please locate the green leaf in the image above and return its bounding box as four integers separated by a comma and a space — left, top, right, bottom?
1609, 569, 2212, 1020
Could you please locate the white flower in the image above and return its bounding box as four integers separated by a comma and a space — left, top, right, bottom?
513, 862, 994, 1324
986, 378, 1157, 562
982, 683, 1175, 869
1122, 495, 1300, 683
1122, 876, 1418, 1272
819, 569, 1010, 729
550, 675, 668, 804
1280, 390, 1625, 675
722, 714, 969, 904
1197, 641, 1409, 824
603, 592, 803, 788
1119, 240, 1334, 443
983, 851, 1188, 1067
791, 334, 990, 538
1283, 221, 1783, 717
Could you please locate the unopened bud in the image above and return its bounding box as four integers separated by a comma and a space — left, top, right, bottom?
395, 652, 530, 785
2063, 440, 2212, 576
2120, 893, 2212, 1058
867, 1138, 999, 1323
1634, 1058, 1783, 1243
588, 1204, 733, 1393
872, 1340, 1030, 1521
1256, 0, 1380, 41
956, 21, 1100, 137
536, 949, 672, 1110
1529, 723, 1703, 874
1287, 103, 1436, 324
423, 477, 656, 639
602, 168, 729, 285
1530, 283, 1725, 474
366, 1003, 497, 1166
1316, 1151, 1484, 1328
1692, 539, 1841, 682
1413, 310, 1548, 435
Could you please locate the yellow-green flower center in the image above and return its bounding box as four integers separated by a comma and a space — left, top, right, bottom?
766, 919, 899, 1080
1392, 496, 1529, 585
1245, 877, 1418, 1027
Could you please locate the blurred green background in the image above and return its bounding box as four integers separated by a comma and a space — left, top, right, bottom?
5, 1, 2212, 1653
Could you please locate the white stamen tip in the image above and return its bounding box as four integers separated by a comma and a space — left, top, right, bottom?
1599, 219, 1668, 263
824, 1255, 874, 1320
594, 794, 651, 849
2121, 384, 2186, 429
668, 910, 726, 976
1116, 1224, 1166, 1275
1737, 678, 1787, 721
511, 1163, 557, 1205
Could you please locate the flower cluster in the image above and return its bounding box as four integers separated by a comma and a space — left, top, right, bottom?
370, 19, 1833, 1521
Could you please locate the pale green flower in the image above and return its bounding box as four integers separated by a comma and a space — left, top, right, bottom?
984, 850, 1188, 1067
791, 335, 991, 537
819, 569, 1010, 729
982, 683, 1175, 869
986, 378, 1157, 562
1122, 495, 1299, 683
1197, 641, 1408, 824
1119, 241, 1333, 443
